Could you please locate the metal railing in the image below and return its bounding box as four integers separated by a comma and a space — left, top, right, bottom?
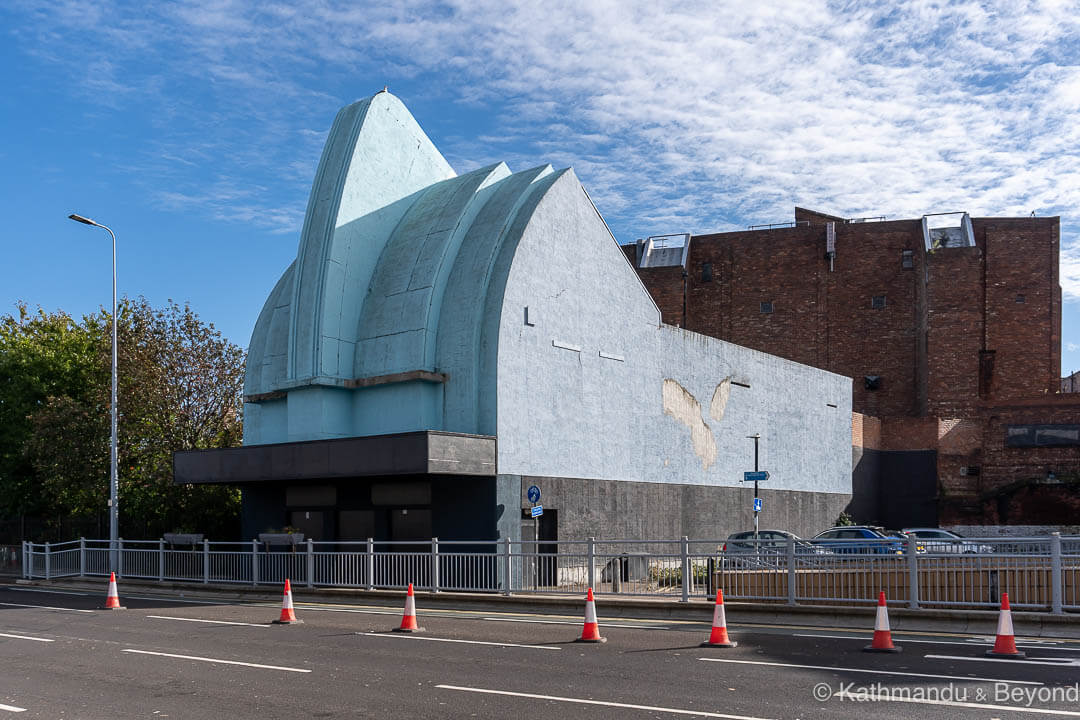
20, 534, 1080, 613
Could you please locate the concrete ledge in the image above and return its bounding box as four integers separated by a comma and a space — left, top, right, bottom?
19, 577, 1080, 638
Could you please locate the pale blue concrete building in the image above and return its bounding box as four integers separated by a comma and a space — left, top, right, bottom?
177, 91, 853, 546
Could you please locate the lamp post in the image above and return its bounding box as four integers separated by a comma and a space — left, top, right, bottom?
68, 213, 119, 572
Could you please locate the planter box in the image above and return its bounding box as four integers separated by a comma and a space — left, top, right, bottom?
163, 533, 204, 545
259, 533, 305, 546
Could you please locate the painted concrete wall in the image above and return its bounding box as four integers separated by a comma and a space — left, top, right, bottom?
496, 170, 852, 494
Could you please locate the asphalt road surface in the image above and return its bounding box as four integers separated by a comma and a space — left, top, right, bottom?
2, 583, 1079, 719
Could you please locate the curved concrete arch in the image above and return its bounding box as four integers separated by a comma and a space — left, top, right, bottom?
286, 92, 455, 383
354, 162, 511, 378
436, 164, 558, 433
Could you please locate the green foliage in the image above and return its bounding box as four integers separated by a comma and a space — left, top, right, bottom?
835, 511, 856, 527
1, 298, 245, 540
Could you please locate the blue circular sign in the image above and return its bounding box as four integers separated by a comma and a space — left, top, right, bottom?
527, 485, 541, 503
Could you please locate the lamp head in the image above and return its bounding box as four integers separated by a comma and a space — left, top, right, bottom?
68, 213, 98, 227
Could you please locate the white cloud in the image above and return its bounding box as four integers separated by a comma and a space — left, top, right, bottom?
8, 0, 1080, 295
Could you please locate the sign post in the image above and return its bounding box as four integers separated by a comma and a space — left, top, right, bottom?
743, 434, 769, 536
527, 485, 542, 588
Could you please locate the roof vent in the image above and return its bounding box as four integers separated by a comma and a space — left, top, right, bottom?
637, 233, 690, 269
922, 212, 975, 251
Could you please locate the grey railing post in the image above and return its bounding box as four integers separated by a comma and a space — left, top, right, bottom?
431, 538, 440, 593
117, 538, 124, 578
252, 539, 259, 586
79, 538, 86, 577
202, 539, 210, 584
907, 534, 919, 609
306, 539, 315, 588
45, 542, 51, 580
158, 539, 164, 582
1051, 532, 1063, 614
502, 537, 512, 596
21, 541, 28, 579
587, 537, 596, 592
681, 536, 690, 602
786, 534, 797, 605
366, 538, 375, 591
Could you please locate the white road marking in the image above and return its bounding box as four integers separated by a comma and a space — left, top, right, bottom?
481, 616, 669, 629
698, 657, 1043, 685
0, 703, 26, 712
436, 685, 774, 719
146, 615, 268, 627
834, 689, 1080, 717
795, 633, 1080, 651
0, 602, 94, 614
121, 649, 311, 673
357, 632, 560, 650
926, 654, 1080, 667
7, 587, 90, 596
0, 632, 54, 643
125, 595, 223, 605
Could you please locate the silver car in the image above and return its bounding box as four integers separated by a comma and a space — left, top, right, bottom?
901, 528, 992, 554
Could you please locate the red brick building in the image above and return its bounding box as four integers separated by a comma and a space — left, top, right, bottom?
624, 208, 1080, 527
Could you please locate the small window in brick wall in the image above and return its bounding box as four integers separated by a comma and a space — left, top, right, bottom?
864, 375, 882, 391
1016, 294, 1026, 304
760, 301, 774, 314
702, 262, 712, 282
872, 295, 886, 309
902, 249, 914, 269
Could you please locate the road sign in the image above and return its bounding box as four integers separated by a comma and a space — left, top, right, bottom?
531, 505, 543, 518
743, 471, 770, 483
753, 497, 763, 513
527, 485, 541, 503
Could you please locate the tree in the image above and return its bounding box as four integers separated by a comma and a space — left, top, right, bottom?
0, 304, 108, 533
2, 298, 245, 540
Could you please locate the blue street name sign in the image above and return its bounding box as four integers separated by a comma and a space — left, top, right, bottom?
527, 485, 541, 503
753, 497, 763, 513
531, 505, 543, 518
743, 471, 770, 483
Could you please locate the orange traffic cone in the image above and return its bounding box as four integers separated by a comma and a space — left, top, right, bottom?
575, 588, 606, 643
986, 592, 1025, 658
863, 591, 901, 653
393, 583, 424, 633
101, 572, 125, 610
272, 579, 302, 624
700, 589, 737, 647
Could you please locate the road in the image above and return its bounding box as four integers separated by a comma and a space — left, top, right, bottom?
1, 583, 1078, 719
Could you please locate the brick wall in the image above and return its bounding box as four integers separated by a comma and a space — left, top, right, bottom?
977, 217, 1061, 401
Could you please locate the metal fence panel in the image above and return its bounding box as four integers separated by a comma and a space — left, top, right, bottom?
20, 535, 1080, 613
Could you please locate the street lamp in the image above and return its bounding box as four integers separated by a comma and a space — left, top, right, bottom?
68, 213, 119, 572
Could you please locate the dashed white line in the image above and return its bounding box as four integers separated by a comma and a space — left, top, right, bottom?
435, 685, 774, 719
7, 587, 90, 596
795, 633, 1080, 651
833, 689, 1080, 717
0, 602, 94, 614
121, 649, 311, 673
698, 657, 1043, 685
0, 632, 54, 643
358, 632, 560, 650
926, 654, 1080, 668
0, 703, 26, 713
481, 616, 669, 629
146, 615, 268, 627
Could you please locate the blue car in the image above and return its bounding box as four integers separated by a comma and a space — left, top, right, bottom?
812, 526, 907, 555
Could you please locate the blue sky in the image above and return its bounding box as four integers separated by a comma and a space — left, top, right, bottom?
3, 0, 1080, 376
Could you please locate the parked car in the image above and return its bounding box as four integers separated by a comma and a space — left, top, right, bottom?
721, 530, 833, 567
901, 528, 993, 554
811, 526, 906, 555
